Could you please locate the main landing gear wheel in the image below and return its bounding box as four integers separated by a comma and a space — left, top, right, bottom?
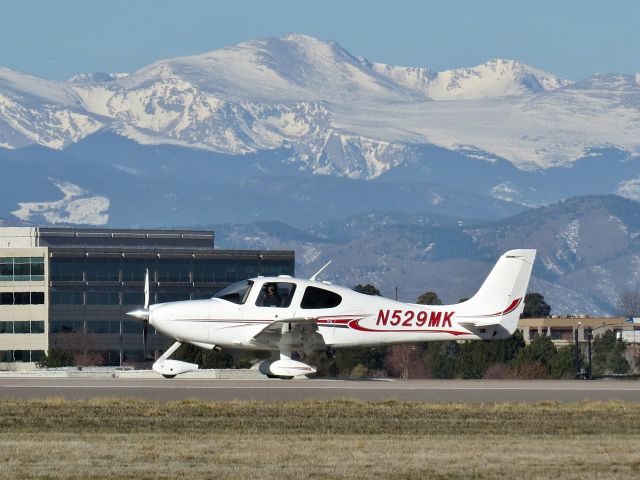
162, 374, 177, 379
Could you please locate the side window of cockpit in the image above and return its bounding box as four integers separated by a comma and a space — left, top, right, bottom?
255, 282, 296, 308
300, 287, 342, 309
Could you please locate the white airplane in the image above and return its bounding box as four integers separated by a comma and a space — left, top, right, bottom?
128, 249, 536, 378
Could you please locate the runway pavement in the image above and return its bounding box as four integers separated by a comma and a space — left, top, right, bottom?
1, 378, 639, 402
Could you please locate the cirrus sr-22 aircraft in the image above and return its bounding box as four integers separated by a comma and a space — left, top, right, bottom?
127, 249, 536, 378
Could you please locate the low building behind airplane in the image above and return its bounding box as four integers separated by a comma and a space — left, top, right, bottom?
128, 249, 537, 379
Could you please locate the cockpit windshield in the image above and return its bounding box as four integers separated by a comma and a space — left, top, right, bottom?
213, 280, 253, 305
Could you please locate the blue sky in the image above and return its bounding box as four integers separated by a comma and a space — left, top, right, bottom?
1, 0, 638, 81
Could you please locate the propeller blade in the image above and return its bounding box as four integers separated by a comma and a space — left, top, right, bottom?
142, 321, 148, 359
144, 268, 150, 310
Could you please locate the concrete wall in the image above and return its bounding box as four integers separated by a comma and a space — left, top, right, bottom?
0, 228, 37, 248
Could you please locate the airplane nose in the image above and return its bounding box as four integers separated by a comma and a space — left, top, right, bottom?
126, 308, 149, 321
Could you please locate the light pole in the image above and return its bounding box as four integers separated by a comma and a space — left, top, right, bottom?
586, 327, 593, 379
575, 321, 581, 379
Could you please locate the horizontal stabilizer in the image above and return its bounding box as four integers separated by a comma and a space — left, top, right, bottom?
458, 320, 500, 330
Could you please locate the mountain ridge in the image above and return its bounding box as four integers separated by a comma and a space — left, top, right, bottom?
213, 194, 640, 315
2, 33, 639, 180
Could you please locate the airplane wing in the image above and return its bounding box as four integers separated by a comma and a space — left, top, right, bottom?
251, 317, 325, 354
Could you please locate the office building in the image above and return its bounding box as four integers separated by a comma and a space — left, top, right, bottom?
0, 227, 294, 368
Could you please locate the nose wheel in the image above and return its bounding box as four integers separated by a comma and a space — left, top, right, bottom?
152, 341, 199, 378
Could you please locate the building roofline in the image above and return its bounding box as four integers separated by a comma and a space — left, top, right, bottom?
36, 227, 214, 237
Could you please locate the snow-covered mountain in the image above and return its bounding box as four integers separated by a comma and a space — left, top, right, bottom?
372, 58, 572, 100
0, 68, 102, 149
1, 33, 639, 180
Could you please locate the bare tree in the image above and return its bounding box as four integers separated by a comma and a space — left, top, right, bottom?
617, 291, 640, 318
385, 344, 427, 379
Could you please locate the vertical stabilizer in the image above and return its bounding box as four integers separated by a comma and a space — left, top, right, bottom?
456, 249, 536, 334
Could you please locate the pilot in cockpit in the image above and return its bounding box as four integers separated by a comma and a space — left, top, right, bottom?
261, 283, 282, 307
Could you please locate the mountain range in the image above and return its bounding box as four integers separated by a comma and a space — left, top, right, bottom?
2, 34, 639, 183
1, 34, 640, 314
213, 195, 640, 316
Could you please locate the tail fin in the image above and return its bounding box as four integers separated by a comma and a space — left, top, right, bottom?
456, 249, 536, 335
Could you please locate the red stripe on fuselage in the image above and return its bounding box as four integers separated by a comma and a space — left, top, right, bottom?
347, 319, 468, 336
457, 297, 522, 319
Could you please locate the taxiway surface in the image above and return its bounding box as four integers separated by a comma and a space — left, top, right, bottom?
1, 378, 639, 402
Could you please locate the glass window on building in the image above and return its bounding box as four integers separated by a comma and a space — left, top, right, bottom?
31, 258, 44, 280
0, 321, 13, 333
122, 291, 144, 305
31, 350, 45, 363
0, 257, 14, 281
13, 321, 31, 334
105, 350, 120, 366
156, 260, 192, 283
123, 321, 143, 334
0, 257, 44, 281
13, 350, 30, 362
59, 320, 84, 334
13, 258, 32, 281
85, 320, 98, 334
85, 259, 121, 282
31, 321, 45, 333
51, 291, 84, 305
224, 263, 237, 283
0, 350, 45, 363
123, 349, 145, 362
194, 259, 259, 283
550, 328, 574, 341
87, 291, 120, 305
50, 259, 85, 281
0, 292, 12, 305
31, 292, 44, 304
261, 259, 294, 277
86, 320, 114, 334
13, 292, 30, 305
122, 260, 151, 282
193, 260, 216, 283
0, 292, 44, 305
244, 260, 263, 280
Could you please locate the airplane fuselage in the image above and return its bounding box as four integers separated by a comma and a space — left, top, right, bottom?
149, 277, 514, 351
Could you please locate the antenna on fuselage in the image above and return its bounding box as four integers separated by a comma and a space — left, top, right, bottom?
310, 260, 332, 281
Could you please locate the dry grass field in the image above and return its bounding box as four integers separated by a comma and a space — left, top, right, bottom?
0, 399, 639, 479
